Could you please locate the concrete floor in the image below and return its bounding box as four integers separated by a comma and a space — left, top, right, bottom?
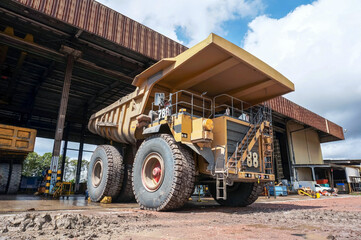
0, 193, 347, 213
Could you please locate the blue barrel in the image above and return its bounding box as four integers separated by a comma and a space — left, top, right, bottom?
268, 186, 288, 196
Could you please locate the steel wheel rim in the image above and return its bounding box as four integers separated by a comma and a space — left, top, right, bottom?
141, 152, 165, 192
92, 158, 103, 187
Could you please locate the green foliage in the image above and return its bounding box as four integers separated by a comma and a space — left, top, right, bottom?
22, 152, 89, 182
63, 159, 89, 182
22, 152, 53, 177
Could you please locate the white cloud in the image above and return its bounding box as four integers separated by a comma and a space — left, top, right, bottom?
321, 138, 360, 160
97, 0, 264, 46
243, 0, 361, 159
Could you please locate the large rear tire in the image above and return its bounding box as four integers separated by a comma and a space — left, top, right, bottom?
7, 164, 22, 194
114, 164, 135, 202
0, 163, 10, 194
209, 182, 263, 207
132, 134, 195, 211
87, 145, 124, 202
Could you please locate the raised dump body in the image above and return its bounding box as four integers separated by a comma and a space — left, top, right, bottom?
88, 33, 293, 144
0, 124, 37, 194
87, 33, 294, 210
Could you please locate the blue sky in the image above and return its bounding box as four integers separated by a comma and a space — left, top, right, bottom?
124, 0, 316, 47
35, 0, 361, 160
224, 0, 315, 46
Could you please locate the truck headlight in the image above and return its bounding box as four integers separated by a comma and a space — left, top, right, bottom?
202, 119, 214, 131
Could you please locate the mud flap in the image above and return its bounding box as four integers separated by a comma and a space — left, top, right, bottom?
185, 144, 214, 172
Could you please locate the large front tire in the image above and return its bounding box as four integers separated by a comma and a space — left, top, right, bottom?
7, 164, 22, 194
87, 145, 124, 202
132, 134, 195, 211
0, 163, 10, 194
209, 182, 263, 207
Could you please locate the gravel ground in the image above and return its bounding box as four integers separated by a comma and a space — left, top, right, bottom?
0, 195, 360, 240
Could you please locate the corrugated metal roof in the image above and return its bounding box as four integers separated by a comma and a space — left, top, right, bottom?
267, 97, 344, 141
14, 0, 187, 61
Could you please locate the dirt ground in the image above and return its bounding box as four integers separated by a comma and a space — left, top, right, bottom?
0, 194, 360, 240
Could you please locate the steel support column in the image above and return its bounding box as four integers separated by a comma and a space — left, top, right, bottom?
75, 105, 87, 192
49, 48, 81, 194
311, 167, 316, 181
60, 122, 70, 181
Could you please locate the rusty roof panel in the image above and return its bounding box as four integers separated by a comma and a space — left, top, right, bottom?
327, 120, 344, 141
267, 97, 344, 141
14, 0, 187, 60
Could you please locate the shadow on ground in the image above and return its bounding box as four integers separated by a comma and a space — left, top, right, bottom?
179, 201, 322, 214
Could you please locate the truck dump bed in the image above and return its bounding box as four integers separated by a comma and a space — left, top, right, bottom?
88, 33, 294, 144
0, 124, 37, 154
133, 33, 294, 104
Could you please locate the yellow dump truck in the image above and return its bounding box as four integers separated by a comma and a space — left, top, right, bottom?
0, 124, 36, 194
87, 33, 294, 210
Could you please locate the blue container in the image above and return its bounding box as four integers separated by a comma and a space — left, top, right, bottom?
268, 186, 288, 196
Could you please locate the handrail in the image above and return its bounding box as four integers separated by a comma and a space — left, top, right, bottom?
151, 90, 213, 121
213, 93, 246, 119
151, 91, 269, 123
235, 107, 264, 164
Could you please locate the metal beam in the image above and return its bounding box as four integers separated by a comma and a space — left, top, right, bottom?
76, 38, 145, 67
0, 7, 69, 37
25, 61, 55, 126
75, 105, 87, 192
0, 32, 133, 84
0, 32, 64, 62
90, 86, 129, 111
77, 58, 132, 83
60, 122, 70, 181
84, 66, 141, 110
49, 51, 78, 194
1, 27, 33, 103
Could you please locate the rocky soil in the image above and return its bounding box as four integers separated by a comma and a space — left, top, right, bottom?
0, 196, 360, 240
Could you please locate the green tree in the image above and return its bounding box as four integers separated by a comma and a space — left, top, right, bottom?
22, 152, 52, 177
63, 159, 89, 182
22, 152, 69, 177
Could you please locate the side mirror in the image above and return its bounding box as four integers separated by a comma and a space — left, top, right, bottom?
154, 93, 165, 106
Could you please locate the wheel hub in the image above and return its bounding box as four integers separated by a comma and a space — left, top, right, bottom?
92, 158, 103, 188
142, 153, 164, 192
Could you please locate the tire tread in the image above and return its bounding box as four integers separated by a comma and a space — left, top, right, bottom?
88, 145, 124, 202
0, 163, 10, 193
114, 164, 135, 202
7, 164, 22, 194
133, 134, 195, 211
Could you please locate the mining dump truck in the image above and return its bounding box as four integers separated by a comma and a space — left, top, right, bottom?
87, 33, 294, 210
0, 124, 37, 194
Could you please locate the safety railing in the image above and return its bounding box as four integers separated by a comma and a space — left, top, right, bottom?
150, 90, 213, 122
230, 103, 273, 172
150, 91, 272, 124
234, 107, 264, 162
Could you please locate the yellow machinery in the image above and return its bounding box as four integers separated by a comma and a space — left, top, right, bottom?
87, 33, 294, 211
53, 181, 72, 199
0, 124, 37, 194
298, 188, 320, 199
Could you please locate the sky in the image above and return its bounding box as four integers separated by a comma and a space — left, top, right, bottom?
35, 0, 361, 160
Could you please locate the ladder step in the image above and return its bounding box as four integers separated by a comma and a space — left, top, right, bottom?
216, 173, 227, 200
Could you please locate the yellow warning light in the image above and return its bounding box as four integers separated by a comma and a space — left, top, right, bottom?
202, 119, 214, 131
